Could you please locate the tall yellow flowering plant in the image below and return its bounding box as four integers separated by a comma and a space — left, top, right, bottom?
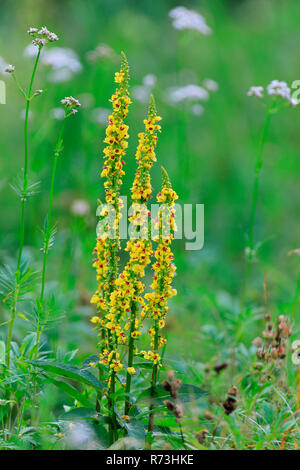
90, 54, 178, 444
91, 52, 131, 438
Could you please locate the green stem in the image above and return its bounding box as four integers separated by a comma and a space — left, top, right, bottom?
6, 46, 41, 370
242, 108, 272, 306
147, 319, 159, 446
124, 300, 137, 415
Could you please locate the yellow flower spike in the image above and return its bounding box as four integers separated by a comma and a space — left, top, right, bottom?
91, 53, 131, 394
142, 166, 177, 380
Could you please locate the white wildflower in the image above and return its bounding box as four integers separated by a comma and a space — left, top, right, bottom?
48, 32, 59, 42
29, 25, 59, 45
168, 84, 209, 103
71, 199, 90, 216
42, 47, 82, 83
169, 6, 212, 35
267, 80, 290, 99
28, 27, 38, 36
32, 38, 46, 48
61, 96, 81, 108
289, 97, 298, 107
192, 103, 204, 116
5, 64, 15, 74
38, 26, 51, 37
247, 86, 264, 98
33, 89, 43, 97
203, 78, 218, 92
142, 74, 157, 88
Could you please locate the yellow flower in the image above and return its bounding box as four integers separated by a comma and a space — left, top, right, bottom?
122, 415, 130, 421
110, 360, 123, 372
127, 367, 136, 375
91, 316, 101, 324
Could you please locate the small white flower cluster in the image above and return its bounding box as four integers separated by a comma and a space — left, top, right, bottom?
0, 57, 14, 76
28, 26, 59, 47
61, 96, 81, 114
247, 80, 298, 107
4, 64, 15, 74
71, 199, 90, 217
24, 46, 82, 83
203, 78, 219, 92
42, 48, 82, 83
167, 84, 209, 103
247, 86, 264, 98
169, 6, 212, 35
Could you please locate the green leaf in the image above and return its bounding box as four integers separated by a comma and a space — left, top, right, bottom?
46, 376, 94, 407
29, 360, 105, 392
0, 341, 5, 364
121, 419, 145, 440
60, 407, 111, 424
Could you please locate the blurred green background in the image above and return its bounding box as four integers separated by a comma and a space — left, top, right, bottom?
0, 0, 299, 366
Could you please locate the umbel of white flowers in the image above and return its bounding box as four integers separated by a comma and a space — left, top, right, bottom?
247, 80, 298, 107
28, 26, 59, 47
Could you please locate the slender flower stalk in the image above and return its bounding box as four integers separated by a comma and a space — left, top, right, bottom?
142, 167, 178, 441
5, 48, 42, 370
242, 80, 297, 306
5, 25, 59, 369
90, 52, 131, 443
